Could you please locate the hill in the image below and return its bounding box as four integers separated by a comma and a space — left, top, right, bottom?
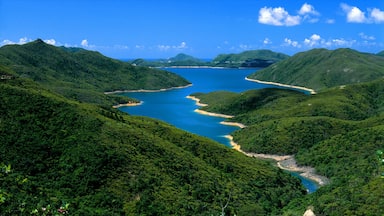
131, 53, 209, 67
190, 79, 384, 215
248, 48, 384, 91
0, 41, 306, 215
211, 50, 290, 68
0, 39, 190, 105
377, 50, 384, 56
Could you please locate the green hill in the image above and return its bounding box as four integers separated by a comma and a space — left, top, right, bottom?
0, 39, 190, 105
0, 42, 306, 215
212, 50, 289, 68
248, 48, 384, 91
377, 50, 384, 56
131, 53, 208, 67
190, 79, 384, 215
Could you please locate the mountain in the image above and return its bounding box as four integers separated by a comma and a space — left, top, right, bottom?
377, 50, 384, 56
211, 50, 290, 68
190, 78, 384, 215
248, 48, 384, 91
131, 53, 209, 67
0, 39, 190, 105
0, 41, 306, 215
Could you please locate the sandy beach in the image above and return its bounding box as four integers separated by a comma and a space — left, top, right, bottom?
104, 83, 193, 95
186, 95, 208, 106
112, 101, 143, 108
226, 135, 329, 186
245, 77, 317, 95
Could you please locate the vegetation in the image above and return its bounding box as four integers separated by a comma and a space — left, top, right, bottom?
130, 53, 210, 67
0, 39, 190, 106
130, 49, 289, 68
248, 48, 384, 91
0, 41, 307, 215
191, 78, 384, 215
211, 50, 289, 68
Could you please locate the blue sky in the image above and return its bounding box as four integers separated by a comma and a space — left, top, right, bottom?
1, 0, 383, 58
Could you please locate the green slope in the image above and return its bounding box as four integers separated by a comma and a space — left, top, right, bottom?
212, 50, 289, 68
191, 79, 384, 215
0, 76, 306, 215
0, 39, 190, 105
248, 48, 384, 91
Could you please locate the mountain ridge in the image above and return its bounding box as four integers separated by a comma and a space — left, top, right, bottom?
248, 48, 384, 91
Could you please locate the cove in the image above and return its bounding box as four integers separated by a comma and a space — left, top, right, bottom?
119, 67, 318, 192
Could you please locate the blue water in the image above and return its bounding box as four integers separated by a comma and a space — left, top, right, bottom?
290, 172, 319, 193
119, 67, 318, 191
120, 68, 271, 146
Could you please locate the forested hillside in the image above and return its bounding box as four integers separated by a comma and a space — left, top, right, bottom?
191, 79, 384, 215
0, 41, 306, 215
212, 50, 289, 68
0, 39, 190, 105
248, 48, 384, 91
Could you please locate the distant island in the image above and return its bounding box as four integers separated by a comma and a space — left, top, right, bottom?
129, 50, 289, 68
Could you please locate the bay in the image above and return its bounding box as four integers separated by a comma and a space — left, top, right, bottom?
119, 67, 270, 146
119, 67, 318, 192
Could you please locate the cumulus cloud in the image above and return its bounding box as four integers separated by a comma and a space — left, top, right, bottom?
1, 37, 32, 46
259, 7, 301, 26
283, 38, 300, 47
263, 38, 272, 45
299, 3, 319, 15
282, 34, 361, 49
304, 34, 321, 47
341, 3, 367, 23
258, 3, 320, 26
341, 3, 384, 23
81, 39, 89, 47
370, 8, 384, 23
44, 39, 56, 45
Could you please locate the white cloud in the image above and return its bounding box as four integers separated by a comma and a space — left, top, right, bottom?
283, 38, 300, 47
341, 3, 384, 23
299, 3, 319, 16
304, 34, 321, 47
263, 38, 272, 45
44, 39, 56, 45
1, 37, 32, 46
258, 3, 320, 26
370, 8, 384, 23
326, 19, 335, 24
157, 42, 188, 51
341, 3, 367, 23
258, 7, 301, 26
359, 32, 376, 40
81, 39, 89, 47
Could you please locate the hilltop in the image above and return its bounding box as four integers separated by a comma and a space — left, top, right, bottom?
131, 53, 209, 67
0, 40, 306, 215
212, 50, 289, 68
190, 78, 384, 215
130, 49, 289, 68
0, 39, 190, 105
248, 48, 384, 91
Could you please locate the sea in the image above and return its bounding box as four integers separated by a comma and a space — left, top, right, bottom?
119, 67, 319, 192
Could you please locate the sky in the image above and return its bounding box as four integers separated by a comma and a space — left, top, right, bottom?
1, 0, 384, 59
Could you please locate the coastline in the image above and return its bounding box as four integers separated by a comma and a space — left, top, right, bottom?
104, 83, 193, 95
186, 95, 208, 106
188, 94, 328, 186
245, 77, 317, 95
226, 135, 329, 186
112, 101, 143, 108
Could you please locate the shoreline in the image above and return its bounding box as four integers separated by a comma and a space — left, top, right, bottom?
186, 95, 208, 106
245, 77, 317, 95
225, 135, 329, 186
104, 83, 193, 94
112, 101, 143, 108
